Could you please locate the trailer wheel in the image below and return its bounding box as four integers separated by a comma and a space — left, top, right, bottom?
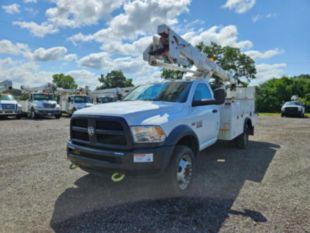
166, 146, 194, 194
236, 124, 249, 149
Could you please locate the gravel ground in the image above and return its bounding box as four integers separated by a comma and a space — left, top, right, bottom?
0, 116, 309, 233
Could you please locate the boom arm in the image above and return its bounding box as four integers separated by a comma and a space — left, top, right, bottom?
143, 24, 237, 85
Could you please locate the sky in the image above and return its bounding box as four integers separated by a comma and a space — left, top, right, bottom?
0, 0, 309, 89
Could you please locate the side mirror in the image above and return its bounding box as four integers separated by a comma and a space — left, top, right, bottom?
192, 89, 226, 107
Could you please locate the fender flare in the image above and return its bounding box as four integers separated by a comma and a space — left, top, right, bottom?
165, 125, 200, 155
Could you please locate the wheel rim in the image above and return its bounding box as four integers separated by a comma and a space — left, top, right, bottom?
177, 154, 193, 191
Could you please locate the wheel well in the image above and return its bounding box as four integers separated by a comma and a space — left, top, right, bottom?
245, 118, 254, 135
176, 135, 199, 156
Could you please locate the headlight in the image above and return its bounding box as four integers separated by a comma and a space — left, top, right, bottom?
130, 126, 166, 143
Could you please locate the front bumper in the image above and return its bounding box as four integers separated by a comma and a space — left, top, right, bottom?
35, 109, 61, 116
67, 140, 174, 176
282, 108, 302, 116
0, 110, 20, 116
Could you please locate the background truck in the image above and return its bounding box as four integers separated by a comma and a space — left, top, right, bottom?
281, 101, 305, 117
0, 93, 22, 119
20, 84, 61, 119
67, 25, 256, 193
91, 87, 134, 104
57, 88, 93, 116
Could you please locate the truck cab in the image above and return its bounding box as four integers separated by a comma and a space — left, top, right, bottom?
21, 93, 61, 119
65, 95, 93, 115
67, 80, 255, 192
281, 101, 305, 117
0, 94, 22, 119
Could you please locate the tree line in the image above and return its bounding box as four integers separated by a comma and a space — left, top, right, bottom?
256, 74, 310, 112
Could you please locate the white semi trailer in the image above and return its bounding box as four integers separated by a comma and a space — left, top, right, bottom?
67, 25, 256, 193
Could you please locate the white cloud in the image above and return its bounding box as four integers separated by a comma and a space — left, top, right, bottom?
79, 52, 111, 69
23, 0, 37, 3
33, 47, 72, 61
45, 0, 124, 28
66, 70, 98, 88
0, 59, 52, 88
13, 21, 58, 37
251, 63, 287, 85
252, 13, 277, 23
183, 25, 253, 49
0, 40, 30, 56
2, 4, 20, 14
14, 0, 124, 37
64, 54, 78, 62
245, 48, 284, 60
69, 0, 191, 44
222, 0, 256, 14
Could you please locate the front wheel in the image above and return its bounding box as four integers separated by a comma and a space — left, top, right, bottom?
166, 146, 194, 194
30, 109, 37, 119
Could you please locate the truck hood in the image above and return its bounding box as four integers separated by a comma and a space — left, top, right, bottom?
73, 102, 93, 109
33, 100, 58, 108
75, 100, 186, 125
0, 100, 18, 105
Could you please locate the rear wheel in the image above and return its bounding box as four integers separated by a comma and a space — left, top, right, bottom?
236, 124, 249, 149
166, 146, 194, 194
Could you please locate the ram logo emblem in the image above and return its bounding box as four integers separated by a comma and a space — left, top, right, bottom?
88, 126, 95, 136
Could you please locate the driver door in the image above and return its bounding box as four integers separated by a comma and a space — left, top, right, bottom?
190, 83, 220, 149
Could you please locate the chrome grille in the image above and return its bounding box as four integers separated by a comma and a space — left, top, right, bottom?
43, 103, 56, 108
1, 104, 16, 110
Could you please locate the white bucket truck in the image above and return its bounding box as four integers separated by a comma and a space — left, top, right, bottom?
57, 88, 93, 116
20, 84, 61, 119
67, 25, 256, 193
0, 81, 22, 119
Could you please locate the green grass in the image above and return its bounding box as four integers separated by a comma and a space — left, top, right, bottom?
258, 112, 310, 117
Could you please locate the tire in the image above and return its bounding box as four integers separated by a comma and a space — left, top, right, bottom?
30, 109, 37, 119
55, 114, 61, 119
16, 114, 22, 119
236, 124, 249, 149
166, 146, 194, 194
281, 113, 285, 117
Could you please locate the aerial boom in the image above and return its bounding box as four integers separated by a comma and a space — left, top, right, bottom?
143, 24, 237, 85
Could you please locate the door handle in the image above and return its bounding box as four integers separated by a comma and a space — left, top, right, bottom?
212, 109, 218, 113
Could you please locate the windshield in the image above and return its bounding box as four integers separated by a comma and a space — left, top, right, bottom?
33, 94, 54, 101
285, 101, 302, 106
73, 96, 92, 103
0, 94, 15, 101
97, 96, 116, 103
124, 82, 192, 103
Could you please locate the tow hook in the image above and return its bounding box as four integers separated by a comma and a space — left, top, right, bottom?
111, 172, 125, 182
69, 163, 78, 170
